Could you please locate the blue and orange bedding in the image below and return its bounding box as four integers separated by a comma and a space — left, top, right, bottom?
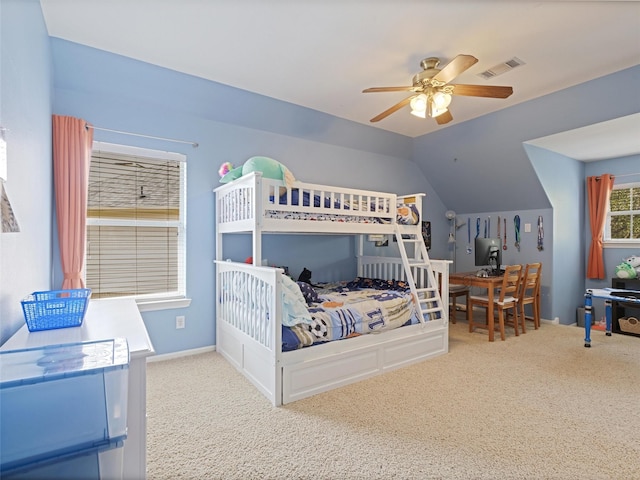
282, 277, 420, 352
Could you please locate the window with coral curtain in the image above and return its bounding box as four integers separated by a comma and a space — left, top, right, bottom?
587, 174, 615, 279
53, 115, 93, 289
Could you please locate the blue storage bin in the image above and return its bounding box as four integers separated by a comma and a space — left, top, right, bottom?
21, 289, 91, 332
0, 338, 129, 476
1, 442, 124, 480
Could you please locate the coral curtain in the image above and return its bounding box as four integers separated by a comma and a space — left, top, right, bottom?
587, 174, 615, 279
53, 115, 93, 289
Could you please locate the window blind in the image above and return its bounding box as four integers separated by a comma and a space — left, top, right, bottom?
86, 144, 186, 299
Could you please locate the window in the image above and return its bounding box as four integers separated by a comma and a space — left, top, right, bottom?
605, 182, 640, 245
86, 142, 187, 306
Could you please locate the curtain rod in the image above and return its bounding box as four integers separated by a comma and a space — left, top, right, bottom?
596, 172, 640, 179
85, 124, 199, 148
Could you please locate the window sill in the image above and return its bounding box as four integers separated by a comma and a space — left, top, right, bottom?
136, 297, 192, 312
604, 241, 640, 249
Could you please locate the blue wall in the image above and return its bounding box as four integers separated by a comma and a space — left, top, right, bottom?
584, 155, 640, 287
1, 0, 639, 349
0, 0, 52, 345
412, 66, 640, 326
50, 39, 446, 355
581, 155, 640, 322
452, 207, 553, 321
527, 146, 585, 325
415, 65, 640, 215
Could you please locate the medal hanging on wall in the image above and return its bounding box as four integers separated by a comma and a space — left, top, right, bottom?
514, 215, 521, 252
537, 215, 544, 251
466, 218, 472, 254
503, 217, 508, 250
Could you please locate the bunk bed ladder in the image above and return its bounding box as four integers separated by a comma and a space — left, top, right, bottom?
395, 227, 446, 323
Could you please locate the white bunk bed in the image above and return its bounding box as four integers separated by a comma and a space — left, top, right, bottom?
214, 172, 450, 406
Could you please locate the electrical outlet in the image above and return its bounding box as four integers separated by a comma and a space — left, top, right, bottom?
176, 315, 185, 329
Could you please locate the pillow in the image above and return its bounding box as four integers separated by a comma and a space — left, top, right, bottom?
219, 166, 244, 184
282, 325, 315, 351
297, 281, 320, 305
396, 202, 420, 225
242, 156, 296, 187
280, 275, 313, 326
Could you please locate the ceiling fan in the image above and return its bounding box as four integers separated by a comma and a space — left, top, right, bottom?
362, 54, 513, 125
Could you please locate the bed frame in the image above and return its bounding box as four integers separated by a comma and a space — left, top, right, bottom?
214, 172, 450, 406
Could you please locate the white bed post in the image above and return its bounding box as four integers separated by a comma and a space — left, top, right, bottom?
272, 268, 284, 406
253, 172, 262, 266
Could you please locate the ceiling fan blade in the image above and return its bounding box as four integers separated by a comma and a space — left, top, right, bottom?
451, 84, 513, 98
432, 55, 478, 84
370, 96, 414, 122
435, 110, 453, 125
363, 86, 416, 93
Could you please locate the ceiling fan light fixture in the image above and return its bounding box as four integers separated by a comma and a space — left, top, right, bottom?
410, 94, 428, 118
428, 101, 448, 118
432, 91, 452, 109
427, 91, 451, 118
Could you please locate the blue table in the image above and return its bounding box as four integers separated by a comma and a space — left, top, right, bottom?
584, 288, 640, 347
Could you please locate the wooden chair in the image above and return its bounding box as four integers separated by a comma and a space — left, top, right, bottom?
449, 284, 469, 324
518, 262, 542, 331
467, 264, 523, 341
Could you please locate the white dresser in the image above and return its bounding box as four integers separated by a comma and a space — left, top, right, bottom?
1, 298, 155, 480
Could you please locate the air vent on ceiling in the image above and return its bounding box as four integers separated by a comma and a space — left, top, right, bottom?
477, 57, 525, 80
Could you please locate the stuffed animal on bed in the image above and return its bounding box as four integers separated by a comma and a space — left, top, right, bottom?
219, 156, 296, 187
614, 255, 640, 279
297, 267, 317, 286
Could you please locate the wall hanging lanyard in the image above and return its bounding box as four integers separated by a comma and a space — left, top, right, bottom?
476, 217, 480, 238
514, 215, 521, 252
467, 218, 472, 254
537, 215, 544, 251
503, 217, 508, 250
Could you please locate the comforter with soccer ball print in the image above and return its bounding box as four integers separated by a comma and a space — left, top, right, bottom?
281, 286, 420, 352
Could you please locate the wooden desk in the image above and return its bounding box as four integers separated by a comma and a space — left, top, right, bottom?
449, 271, 504, 342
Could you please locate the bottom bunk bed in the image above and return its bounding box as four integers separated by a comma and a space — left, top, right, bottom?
215, 256, 450, 406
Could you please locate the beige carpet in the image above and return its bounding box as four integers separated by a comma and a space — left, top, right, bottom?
146, 321, 640, 480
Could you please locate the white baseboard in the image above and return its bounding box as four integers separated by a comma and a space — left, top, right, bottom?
147, 345, 216, 363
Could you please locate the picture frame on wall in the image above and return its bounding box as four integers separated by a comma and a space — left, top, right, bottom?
375, 237, 389, 247
422, 221, 431, 250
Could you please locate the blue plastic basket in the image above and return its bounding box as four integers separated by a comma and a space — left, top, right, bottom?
20, 289, 91, 332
